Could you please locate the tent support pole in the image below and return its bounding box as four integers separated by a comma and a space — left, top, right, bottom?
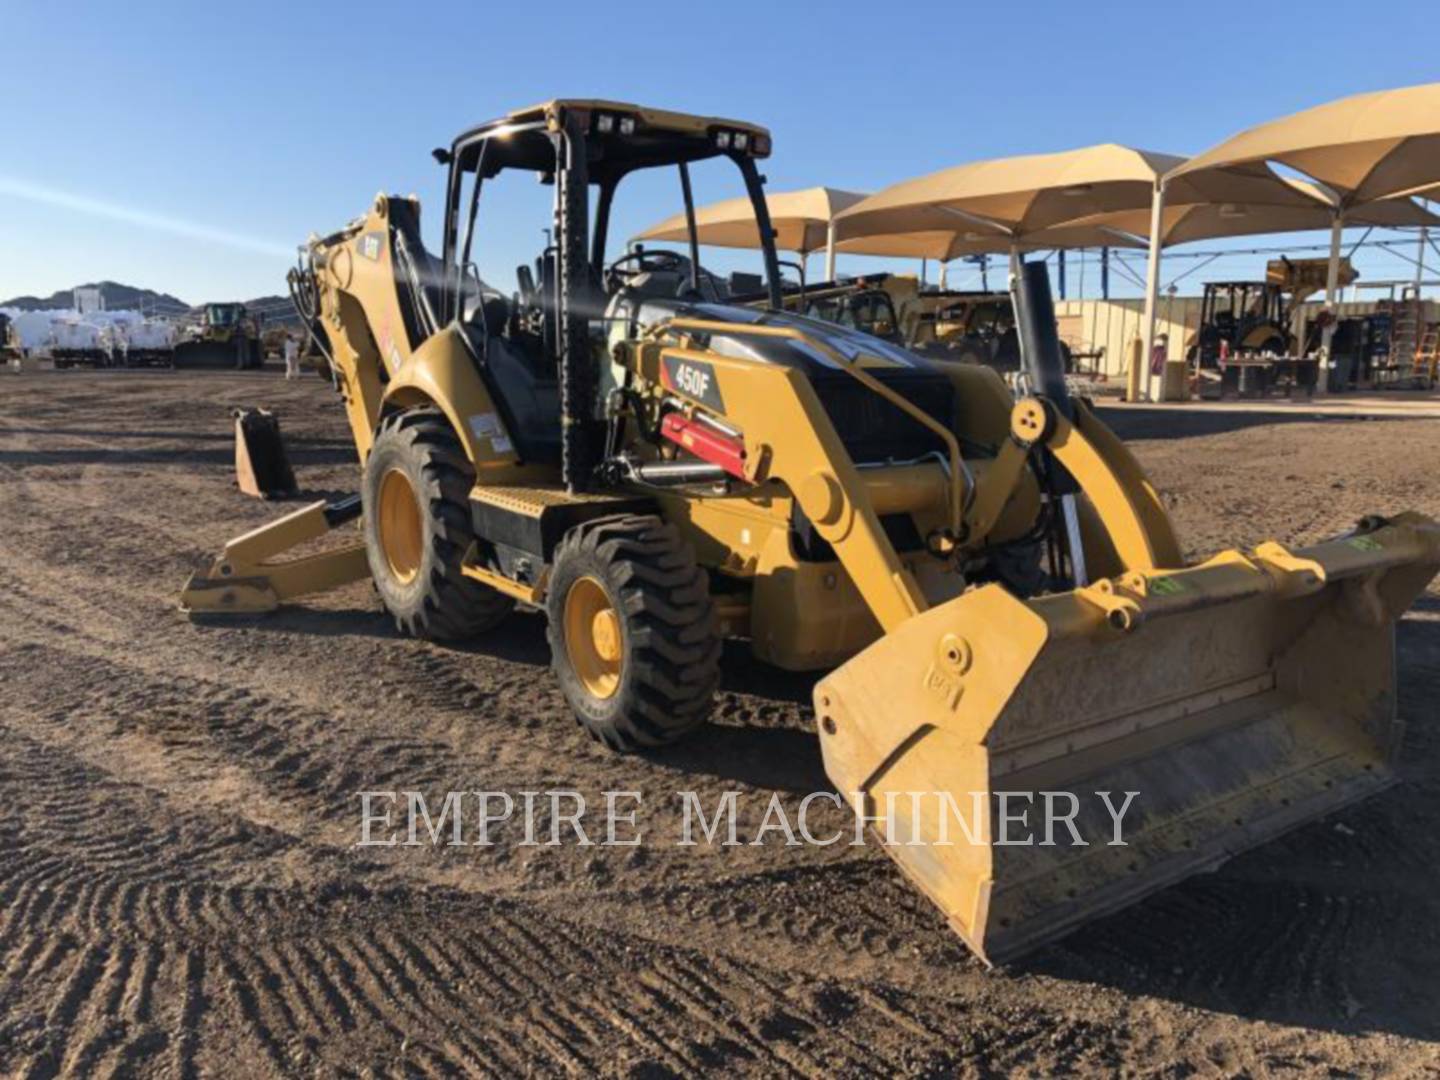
825, 221, 836, 283
1138, 181, 1166, 402
1416, 219, 1429, 291
1318, 211, 1344, 397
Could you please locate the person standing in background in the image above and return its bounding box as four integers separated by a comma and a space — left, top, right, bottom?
284, 334, 300, 380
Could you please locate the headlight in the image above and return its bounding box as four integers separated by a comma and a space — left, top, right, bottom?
618, 116, 635, 136
733, 132, 749, 151
595, 114, 615, 134
715, 131, 731, 149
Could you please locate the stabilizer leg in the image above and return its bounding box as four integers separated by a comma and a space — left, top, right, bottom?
179, 496, 369, 616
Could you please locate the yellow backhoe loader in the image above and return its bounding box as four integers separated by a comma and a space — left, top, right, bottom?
180, 101, 1440, 964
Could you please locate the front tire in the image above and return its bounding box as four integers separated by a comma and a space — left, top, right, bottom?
546, 515, 721, 751
362, 408, 514, 639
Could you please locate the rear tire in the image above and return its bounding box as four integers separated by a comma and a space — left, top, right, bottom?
362, 408, 514, 639
547, 515, 721, 751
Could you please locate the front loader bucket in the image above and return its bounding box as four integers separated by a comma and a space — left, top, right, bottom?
174, 338, 252, 370
815, 513, 1440, 965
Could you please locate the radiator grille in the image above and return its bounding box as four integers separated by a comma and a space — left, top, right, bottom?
814, 375, 956, 464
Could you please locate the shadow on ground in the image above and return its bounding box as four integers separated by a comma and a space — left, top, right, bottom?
1097, 405, 1432, 442
0, 444, 356, 469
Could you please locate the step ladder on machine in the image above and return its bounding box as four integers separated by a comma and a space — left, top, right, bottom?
1383, 285, 1421, 387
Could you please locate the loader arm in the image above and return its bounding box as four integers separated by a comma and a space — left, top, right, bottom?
645, 316, 1190, 637
636, 332, 929, 632
1008, 396, 1184, 575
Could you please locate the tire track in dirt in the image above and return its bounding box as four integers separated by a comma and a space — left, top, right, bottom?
0, 642, 972, 1076
0, 716, 843, 1075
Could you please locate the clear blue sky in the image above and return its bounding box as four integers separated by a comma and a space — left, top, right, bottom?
4, 0, 1437, 307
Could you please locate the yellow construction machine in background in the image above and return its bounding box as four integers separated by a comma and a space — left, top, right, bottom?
180, 100, 1440, 964
175, 302, 265, 370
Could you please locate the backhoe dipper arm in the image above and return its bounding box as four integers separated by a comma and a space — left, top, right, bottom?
303, 195, 432, 461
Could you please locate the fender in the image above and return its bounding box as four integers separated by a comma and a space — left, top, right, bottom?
382, 324, 521, 470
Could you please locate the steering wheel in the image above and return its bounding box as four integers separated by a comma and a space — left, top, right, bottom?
605, 249, 687, 292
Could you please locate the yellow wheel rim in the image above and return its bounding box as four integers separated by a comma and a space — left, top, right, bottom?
377, 468, 423, 585
563, 576, 623, 700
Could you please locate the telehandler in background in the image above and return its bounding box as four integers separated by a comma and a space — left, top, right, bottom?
1186, 257, 1357, 396
181, 100, 1440, 964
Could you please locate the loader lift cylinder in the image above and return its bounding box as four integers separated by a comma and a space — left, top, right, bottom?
1012, 260, 1087, 584
1012, 260, 1072, 420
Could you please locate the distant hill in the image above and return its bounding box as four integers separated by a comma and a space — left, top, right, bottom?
0, 280, 189, 316
0, 281, 298, 325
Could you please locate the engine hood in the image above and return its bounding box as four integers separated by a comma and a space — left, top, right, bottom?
601, 293, 960, 467
613, 295, 943, 382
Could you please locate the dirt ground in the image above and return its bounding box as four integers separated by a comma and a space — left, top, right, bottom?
1, 368, 1438, 1079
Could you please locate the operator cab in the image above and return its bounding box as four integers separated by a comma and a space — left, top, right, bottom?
433, 101, 780, 472
804, 287, 902, 342
206, 303, 242, 328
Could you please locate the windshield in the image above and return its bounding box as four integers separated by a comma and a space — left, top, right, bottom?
604, 154, 782, 305
207, 304, 238, 326
447, 129, 783, 315
804, 291, 898, 337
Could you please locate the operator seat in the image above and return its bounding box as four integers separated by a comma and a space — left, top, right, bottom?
460, 286, 562, 466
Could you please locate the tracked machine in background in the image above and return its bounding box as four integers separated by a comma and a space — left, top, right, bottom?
181, 100, 1440, 964
174, 302, 264, 369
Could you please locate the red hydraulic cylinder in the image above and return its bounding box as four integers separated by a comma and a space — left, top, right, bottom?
660, 412, 747, 478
